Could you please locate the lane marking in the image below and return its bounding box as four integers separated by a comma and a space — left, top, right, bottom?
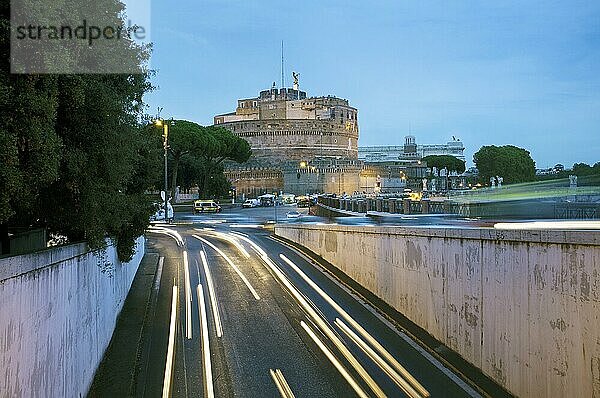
200, 250, 223, 338
279, 253, 429, 397
162, 285, 178, 398
269, 368, 296, 398
192, 235, 261, 300
183, 251, 192, 339
270, 236, 481, 397
300, 321, 369, 398
197, 284, 215, 398
230, 234, 385, 397
336, 318, 425, 398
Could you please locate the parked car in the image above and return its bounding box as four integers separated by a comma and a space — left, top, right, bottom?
281, 193, 296, 205
258, 194, 275, 207
193, 200, 221, 214
286, 210, 302, 219
242, 199, 259, 208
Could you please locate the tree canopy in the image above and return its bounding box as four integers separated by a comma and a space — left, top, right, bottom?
572, 162, 600, 176
163, 121, 251, 198
473, 145, 536, 184
422, 155, 465, 174
0, 0, 157, 260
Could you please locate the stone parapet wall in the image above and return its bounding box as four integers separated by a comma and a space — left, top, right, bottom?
275, 224, 600, 398
0, 237, 144, 397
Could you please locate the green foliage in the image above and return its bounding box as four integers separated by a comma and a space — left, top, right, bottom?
473, 145, 536, 184
572, 162, 600, 176
0, 1, 157, 260
165, 122, 250, 198
422, 155, 465, 173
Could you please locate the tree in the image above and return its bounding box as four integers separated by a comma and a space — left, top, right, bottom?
572, 163, 594, 176
422, 155, 465, 173
164, 120, 205, 199
197, 125, 251, 197
473, 145, 536, 184
0, 0, 156, 260
163, 122, 251, 199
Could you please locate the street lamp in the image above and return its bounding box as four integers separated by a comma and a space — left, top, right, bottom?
154, 117, 170, 222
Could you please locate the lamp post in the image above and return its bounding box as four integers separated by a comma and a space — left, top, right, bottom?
299, 161, 307, 195
154, 118, 169, 222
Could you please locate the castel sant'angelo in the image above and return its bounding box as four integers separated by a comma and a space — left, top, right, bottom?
214, 73, 363, 197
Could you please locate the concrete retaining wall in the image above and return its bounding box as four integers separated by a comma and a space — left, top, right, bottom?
0, 237, 144, 397
275, 224, 600, 397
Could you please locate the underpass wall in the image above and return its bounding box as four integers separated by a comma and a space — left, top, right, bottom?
0, 236, 144, 397
274, 224, 600, 397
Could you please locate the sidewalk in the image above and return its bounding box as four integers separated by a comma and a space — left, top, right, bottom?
87, 252, 160, 397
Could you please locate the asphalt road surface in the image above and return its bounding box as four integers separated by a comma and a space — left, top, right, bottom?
130, 206, 489, 397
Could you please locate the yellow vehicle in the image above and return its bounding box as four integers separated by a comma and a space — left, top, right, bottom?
296, 195, 310, 208
193, 200, 222, 214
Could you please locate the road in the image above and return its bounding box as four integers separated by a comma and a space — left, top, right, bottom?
136, 206, 486, 397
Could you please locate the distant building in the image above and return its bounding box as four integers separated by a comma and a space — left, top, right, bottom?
359, 135, 465, 163
215, 80, 469, 196
536, 164, 567, 176
357, 135, 465, 192
214, 80, 361, 197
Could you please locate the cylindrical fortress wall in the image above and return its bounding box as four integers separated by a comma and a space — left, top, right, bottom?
219, 119, 359, 162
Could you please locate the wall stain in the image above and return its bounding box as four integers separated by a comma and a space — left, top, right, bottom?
406, 240, 422, 270
465, 246, 479, 279
591, 356, 600, 397
460, 296, 479, 328
533, 263, 546, 290
324, 231, 337, 253
549, 318, 567, 332
581, 271, 590, 301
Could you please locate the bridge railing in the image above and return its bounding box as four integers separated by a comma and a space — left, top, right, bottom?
317, 194, 600, 219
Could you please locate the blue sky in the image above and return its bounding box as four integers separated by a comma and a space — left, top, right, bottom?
145, 1, 600, 168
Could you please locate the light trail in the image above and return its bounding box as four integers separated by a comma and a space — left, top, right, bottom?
147, 226, 184, 246
494, 220, 600, 230
278, 253, 429, 397
269, 368, 296, 398
229, 231, 249, 238
195, 228, 250, 258
229, 223, 264, 229
230, 234, 385, 397
200, 250, 223, 338
300, 321, 369, 398
162, 285, 178, 398
192, 235, 260, 300
272, 236, 481, 398
197, 284, 215, 398
336, 318, 425, 398
183, 251, 192, 339
154, 257, 164, 295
